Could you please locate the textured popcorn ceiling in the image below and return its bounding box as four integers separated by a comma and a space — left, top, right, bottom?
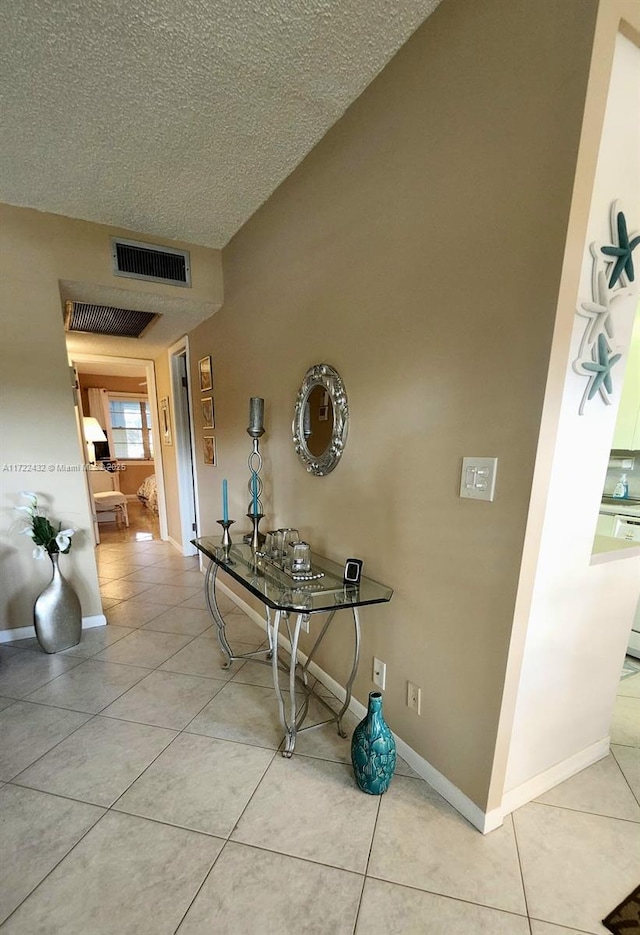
0, 0, 442, 248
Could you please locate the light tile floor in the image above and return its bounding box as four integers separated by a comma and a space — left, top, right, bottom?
0, 535, 638, 934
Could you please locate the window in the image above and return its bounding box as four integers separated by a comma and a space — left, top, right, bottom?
108, 396, 154, 460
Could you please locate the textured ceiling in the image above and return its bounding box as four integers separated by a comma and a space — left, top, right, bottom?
0, 0, 443, 249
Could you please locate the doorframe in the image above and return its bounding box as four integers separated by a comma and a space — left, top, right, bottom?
168, 336, 200, 556
70, 353, 169, 542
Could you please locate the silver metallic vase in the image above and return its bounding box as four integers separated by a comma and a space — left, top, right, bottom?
34, 553, 82, 653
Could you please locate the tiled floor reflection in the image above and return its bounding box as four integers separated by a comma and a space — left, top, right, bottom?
0, 534, 638, 933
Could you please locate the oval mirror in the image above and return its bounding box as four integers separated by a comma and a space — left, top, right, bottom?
292, 364, 348, 476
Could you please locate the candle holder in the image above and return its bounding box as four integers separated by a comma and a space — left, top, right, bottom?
246, 513, 265, 552
244, 396, 267, 549
216, 519, 235, 562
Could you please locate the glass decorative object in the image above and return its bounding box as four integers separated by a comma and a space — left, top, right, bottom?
351, 691, 396, 794
34, 553, 82, 653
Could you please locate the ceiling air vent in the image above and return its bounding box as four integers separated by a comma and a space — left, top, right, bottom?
111, 237, 191, 287
64, 302, 160, 338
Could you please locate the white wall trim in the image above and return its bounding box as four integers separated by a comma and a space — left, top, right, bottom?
0, 613, 107, 644
82, 613, 107, 629
167, 535, 187, 556
167, 336, 200, 557
501, 737, 610, 817
214, 580, 501, 834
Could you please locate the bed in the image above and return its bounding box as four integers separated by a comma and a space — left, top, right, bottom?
137, 474, 159, 513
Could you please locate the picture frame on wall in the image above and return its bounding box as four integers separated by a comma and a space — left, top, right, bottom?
201, 396, 215, 430
203, 436, 216, 465
198, 356, 213, 392
160, 396, 172, 445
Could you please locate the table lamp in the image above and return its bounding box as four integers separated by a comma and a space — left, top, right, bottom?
83, 417, 107, 464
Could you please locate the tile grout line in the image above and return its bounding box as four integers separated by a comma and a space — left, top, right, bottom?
510, 811, 533, 932
351, 794, 382, 934
609, 745, 640, 809
527, 916, 593, 934
532, 798, 640, 825
2, 709, 100, 785
0, 794, 108, 929
357, 872, 536, 925
168, 730, 282, 934
18, 659, 152, 710
104, 634, 275, 820
171, 844, 228, 935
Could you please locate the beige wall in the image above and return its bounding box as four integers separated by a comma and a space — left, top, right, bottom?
0, 205, 222, 631
78, 372, 144, 417
0, 271, 102, 629
188, 0, 599, 809
1, 204, 222, 313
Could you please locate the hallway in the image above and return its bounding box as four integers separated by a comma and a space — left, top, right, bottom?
0, 537, 638, 932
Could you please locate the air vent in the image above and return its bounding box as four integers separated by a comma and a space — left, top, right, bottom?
111, 237, 191, 287
64, 302, 159, 338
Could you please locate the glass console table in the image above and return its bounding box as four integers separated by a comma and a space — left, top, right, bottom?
192, 537, 393, 756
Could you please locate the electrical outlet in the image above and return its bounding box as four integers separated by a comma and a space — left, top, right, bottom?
373, 657, 386, 690
407, 680, 421, 714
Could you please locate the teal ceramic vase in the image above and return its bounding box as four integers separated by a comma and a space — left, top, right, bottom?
351, 691, 396, 794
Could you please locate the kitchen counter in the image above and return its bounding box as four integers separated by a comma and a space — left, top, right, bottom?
591, 534, 640, 564
599, 498, 640, 517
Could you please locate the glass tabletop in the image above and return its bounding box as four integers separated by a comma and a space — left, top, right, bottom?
192, 538, 393, 613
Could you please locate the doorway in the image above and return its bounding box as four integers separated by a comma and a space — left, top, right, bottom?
168, 337, 199, 556
70, 354, 169, 546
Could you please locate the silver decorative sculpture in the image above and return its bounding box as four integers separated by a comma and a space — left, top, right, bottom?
34, 553, 82, 653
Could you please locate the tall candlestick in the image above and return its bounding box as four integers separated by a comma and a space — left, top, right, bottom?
222, 479, 228, 523
244, 397, 266, 549
248, 397, 265, 438
251, 472, 259, 516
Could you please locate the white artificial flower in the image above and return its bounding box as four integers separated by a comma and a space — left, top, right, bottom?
15, 505, 35, 515
21, 491, 38, 505
20, 527, 36, 538
33, 545, 47, 560
55, 529, 75, 552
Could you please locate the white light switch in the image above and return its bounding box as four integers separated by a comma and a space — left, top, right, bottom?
460, 457, 498, 501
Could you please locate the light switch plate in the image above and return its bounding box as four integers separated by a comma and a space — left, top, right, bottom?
460, 457, 498, 502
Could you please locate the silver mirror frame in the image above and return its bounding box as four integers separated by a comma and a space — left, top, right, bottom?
292, 363, 349, 476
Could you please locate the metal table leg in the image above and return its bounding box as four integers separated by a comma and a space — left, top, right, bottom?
204, 559, 272, 668
271, 611, 309, 757
204, 561, 234, 667
334, 606, 361, 737
269, 605, 361, 755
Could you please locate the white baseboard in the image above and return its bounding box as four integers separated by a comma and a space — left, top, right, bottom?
500, 738, 610, 816
166, 535, 197, 558
214, 581, 500, 834
0, 614, 107, 644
